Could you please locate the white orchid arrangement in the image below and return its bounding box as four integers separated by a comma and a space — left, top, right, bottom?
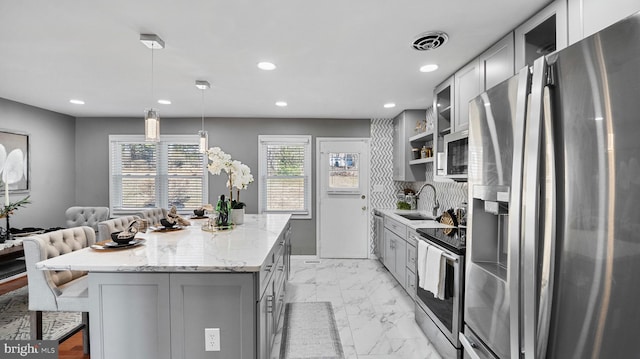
0, 144, 30, 220
206, 147, 254, 208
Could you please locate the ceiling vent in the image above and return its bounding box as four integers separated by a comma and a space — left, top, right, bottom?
412, 31, 449, 51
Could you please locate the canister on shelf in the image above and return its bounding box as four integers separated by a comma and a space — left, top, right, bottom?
420, 146, 430, 159
412, 148, 421, 160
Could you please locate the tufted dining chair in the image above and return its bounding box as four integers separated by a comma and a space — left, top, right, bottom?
135, 208, 167, 226
23, 226, 95, 353
96, 215, 140, 242
65, 206, 110, 232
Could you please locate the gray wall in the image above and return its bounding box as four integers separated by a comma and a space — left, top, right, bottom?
75, 116, 370, 254
0, 98, 76, 229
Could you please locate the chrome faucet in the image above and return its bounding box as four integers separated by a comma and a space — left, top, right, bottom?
416, 183, 440, 217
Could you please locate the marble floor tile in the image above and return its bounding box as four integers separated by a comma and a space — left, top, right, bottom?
282, 257, 443, 359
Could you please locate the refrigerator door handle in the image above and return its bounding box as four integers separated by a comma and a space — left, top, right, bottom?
522, 56, 547, 359
536, 84, 557, 358
459, 333, 484, 359
508, 66, 532, 359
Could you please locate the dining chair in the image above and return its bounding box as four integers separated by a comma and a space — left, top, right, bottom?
65, 206, 110, 232
96, 215, 140, 242
23, 226, 94, 354
135, 208, 167, 226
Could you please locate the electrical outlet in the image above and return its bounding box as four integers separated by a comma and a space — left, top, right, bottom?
373, 184, 384, 193
205, 328, 220, 351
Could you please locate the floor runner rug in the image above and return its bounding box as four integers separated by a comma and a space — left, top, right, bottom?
0, 286, 81, 340
280, 301, 344, 359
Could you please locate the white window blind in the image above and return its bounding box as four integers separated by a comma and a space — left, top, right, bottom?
110, 135, 207, 215
258, 135, 312, 219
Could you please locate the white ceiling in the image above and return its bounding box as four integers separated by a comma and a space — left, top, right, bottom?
0, 0, 550, 120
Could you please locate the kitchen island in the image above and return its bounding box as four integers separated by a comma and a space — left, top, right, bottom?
37, 214, 292, 359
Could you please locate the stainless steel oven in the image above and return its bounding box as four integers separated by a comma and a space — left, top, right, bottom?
415, 227, 465, 359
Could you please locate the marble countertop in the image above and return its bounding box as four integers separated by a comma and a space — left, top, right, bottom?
374, 209, 455, 230
36, 214, 291, 273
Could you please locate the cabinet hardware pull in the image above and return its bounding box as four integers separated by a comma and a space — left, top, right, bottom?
267, 295, 274, 313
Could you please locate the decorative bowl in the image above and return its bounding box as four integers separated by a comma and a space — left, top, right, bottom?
111, 231, 135, 244
193, 209, 205, 217
160, 219, 176, 228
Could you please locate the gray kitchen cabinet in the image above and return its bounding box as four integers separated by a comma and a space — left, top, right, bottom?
480, 32, 515, 91
284, 221, 292, 280
90, 234, 288, 359
433, 76, 454, 180
454, 58, 482, 132
384, 228, 406, 286
258, 281, 273, 359
393, 110, 427, 182
170, 273, 255, 359
405, 229, 419, 300
89, 273, 172, 359
258, 233, 287, 359
383, 215, 413, 295
394, 235, 407, 287
383, 228, 398, 280
514, 0, 567, 71
568, 0, 640, 44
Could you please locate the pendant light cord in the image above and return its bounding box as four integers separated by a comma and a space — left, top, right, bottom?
151, 47, 155, 107
201, 89, 205, 131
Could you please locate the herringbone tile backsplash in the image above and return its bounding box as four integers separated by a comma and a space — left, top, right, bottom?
368, 118, 468, 255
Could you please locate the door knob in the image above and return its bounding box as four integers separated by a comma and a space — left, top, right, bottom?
361, 195, 366, 199
362, 206, 367, 210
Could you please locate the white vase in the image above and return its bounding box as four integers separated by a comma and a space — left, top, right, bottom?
231, 207, 245, 225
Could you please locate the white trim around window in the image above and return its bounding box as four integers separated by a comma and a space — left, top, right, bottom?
258, 135, 312, 219
109, 134, 208, 216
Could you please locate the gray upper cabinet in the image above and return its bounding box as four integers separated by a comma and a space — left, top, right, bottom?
514, 0, 568, 71
480, 32, 515, 91
393, 110, 426, 182
454, 58, 482, 132
568, 0, 640, 44
433, 76, 454, 179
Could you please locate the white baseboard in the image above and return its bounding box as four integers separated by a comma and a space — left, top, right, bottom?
291, 255, 319, 262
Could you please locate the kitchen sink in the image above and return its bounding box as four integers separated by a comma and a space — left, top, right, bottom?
396, 213, 433, 221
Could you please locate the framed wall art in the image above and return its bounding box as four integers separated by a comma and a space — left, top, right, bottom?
0, 130, 30, 192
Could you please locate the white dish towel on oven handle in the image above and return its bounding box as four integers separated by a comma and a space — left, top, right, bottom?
423, 243, 446, 299
417, 240, 429, 289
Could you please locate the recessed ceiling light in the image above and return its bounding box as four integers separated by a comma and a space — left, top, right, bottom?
420, 64, 439, 73
158, 99, 171, 105
258, 62, 277, 71
69, 99, 85, 105
384, 103, 396, 108
275, 101, 287, 107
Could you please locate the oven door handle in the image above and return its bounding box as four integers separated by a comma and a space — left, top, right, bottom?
415, 237, 459, 262
441, 252, 458, 263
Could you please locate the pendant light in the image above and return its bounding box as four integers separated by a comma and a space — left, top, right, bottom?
195, 80, 210, 153
140, 34, 165, 142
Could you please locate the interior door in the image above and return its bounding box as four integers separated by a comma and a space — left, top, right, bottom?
317, 138, 370, 258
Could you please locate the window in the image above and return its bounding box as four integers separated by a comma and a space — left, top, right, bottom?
327, 152, 360, 193
258, 135, 312, 219
109, 135, 207, 215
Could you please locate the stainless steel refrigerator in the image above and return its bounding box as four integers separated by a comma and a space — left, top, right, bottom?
461, 10, 640, 359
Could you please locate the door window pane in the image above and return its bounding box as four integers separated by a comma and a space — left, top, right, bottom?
328, 152, 359, 191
